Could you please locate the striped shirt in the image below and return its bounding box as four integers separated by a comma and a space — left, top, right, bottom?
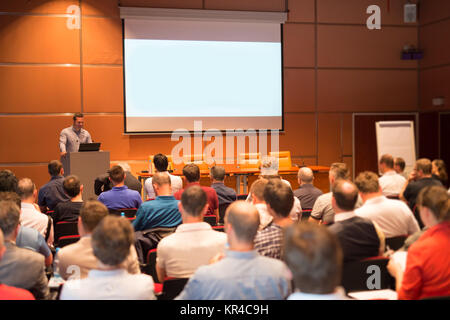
254, 222, 284, 260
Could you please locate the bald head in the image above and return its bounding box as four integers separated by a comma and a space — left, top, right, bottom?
17, 178, 36, 200
152, 172, 171, 187
225, 201, 260, 244
332, 180, 358, 212
298, 167, 314, 184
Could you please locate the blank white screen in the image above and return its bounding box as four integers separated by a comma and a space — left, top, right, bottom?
124, 19, 283, 132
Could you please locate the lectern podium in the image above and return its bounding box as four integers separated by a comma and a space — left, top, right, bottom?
61, 151, 110, 200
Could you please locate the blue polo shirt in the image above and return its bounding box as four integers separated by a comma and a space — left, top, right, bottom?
133, 196, 182, 231
98, 185, 142, 210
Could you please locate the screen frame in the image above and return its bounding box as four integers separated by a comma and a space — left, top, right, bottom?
122, 18, 285, 135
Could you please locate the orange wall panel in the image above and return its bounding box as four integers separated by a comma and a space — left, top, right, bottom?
0, 0, 78, 14
419, 19, 450, 69
81, 17, 122, 65
0, 165, 49, 192
420, 66, 450, 111
419, 0, 450, 25
280, 113, 316, 157
0, 15, 80, 63
342, 156, 353, 179
283, 23, 315, 67
0, 65, 81, 113
342, 113, 353, 156
284, 68, 315, 112
287, 0, 315, 23
318, 25, 418, 69
118, 0, 203, 9
317, 113, 341, 165
317, 0, 418, 26
317, 69, 418, 112
205, 0, 285, 11
83, 66, 123, 113
81, 0, 120, 17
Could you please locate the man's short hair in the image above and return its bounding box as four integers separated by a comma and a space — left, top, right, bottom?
329, 163, 349, 181
183, 163, 200, 183
48, 160, 63, 177
153, 154, 169, 172
79, 200, 108, 233
332, 180, 358, 211
379, 154, 394, 168
63, 175, 81, 198
210, 166, 226, 181
355, 171, 380, 194
152, 172, 171, 187
17, 178, 35, 199
108, 165, 125, 184
417, 185, 450, 222
181, 185, 207, 217
73, 112, 83, 121
0, 170, 18, 193
415, 158, 432, 175
92, 216, 134, 266
0, 200, 20, 237
225, 201, 260, 243
395, 157, 406, 171
298, 167, 314, 184
263, 179, 294, 217
250, 178, 268, 201
283, 223, 343, 294
0, 191, 21, 207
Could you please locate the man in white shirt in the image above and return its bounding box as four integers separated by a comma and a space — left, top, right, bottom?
144, 153, 182, 200
249, 179, 273, 230
60, 215, 155, 300
355, 171, 420, 238
378, 154, 407, 197
156, 185, 227, 281
17, 178, 54, 246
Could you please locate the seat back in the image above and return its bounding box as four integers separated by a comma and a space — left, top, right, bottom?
412, 205, 425, 229
203, 215, 217, 226
218, 202, 231, 224
236, 194, 248, 200
300, 208, 312, 222
160, 278, 189, 300
342, 256, 393, 293
386, 235, 408, 251
149, 155, 173, 173
108, 208, 137, 218
212, 225, 225, 232
145, 249, 159, 283
54, 221, 79, 243
57, 235, 80, 248
269, 151, 292, 170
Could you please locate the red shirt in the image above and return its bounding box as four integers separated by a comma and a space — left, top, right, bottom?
174, 182, 219, 216
0, 284, 35, 300
399, 221, 450, 300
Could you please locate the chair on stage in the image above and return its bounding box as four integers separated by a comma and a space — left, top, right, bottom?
237, 153, 261, 170
182, 154, 209, 171
269, 151, 292, 170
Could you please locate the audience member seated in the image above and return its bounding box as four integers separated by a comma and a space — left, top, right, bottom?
432, 159, 448, 188
144, 154, 182, 200
38, 160, 70, 212
210, 166, 237, 206
400, 158, 443, 211
284, 223, 347, 300
176, 201, 291, 300
17, 178, 54, 245
95, 162, 142, 196
0, 170, 18, 193
98, 165, 142, 210
388, 186, 450, 300
254, 179, 295, 259
0, 192, 52, 267
293, 167, 323, 210
60, 216, 155, 300
378, 154, 407, 198
133, 172, 182, 232
0, 229, 35, 300
309, 162, 362, 224
174, 163, 219, 219
249, 178, 273, 230
156, 186, 227, 281
394, 157, 408, 179
53, 175, 83, 224
55, 200, 140, 280
328, 180, 385, 263
355, 171, 420, 238
0, 200, 49, 300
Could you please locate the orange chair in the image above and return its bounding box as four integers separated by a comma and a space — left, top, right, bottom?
182, 154, 209, 171
237, 153, 261, 170
269, 151, 292, 170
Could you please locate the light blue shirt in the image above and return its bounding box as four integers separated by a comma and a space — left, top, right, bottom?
59, 126, 92, 153
176, 250, 291, 300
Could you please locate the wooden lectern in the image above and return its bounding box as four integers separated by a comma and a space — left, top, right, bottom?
61, 151, 110, 200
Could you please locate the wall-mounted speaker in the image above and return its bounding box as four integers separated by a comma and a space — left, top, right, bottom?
404, 3, 417, 23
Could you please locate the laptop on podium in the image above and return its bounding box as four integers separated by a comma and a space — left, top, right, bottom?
78, 142, 101, 152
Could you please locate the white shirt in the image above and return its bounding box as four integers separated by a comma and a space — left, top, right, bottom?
379, 171, 407, 197
144, 171, 183, 199
157, 222, 227, 279
311, 193, 363, 223
20, 202, 53, 245
60, 269, 155, 300
355, 195, 420, 238
254, 203, 273, 230
334, 210, 356, 223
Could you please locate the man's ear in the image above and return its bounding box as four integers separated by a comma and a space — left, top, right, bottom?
178, 201, 183, 213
